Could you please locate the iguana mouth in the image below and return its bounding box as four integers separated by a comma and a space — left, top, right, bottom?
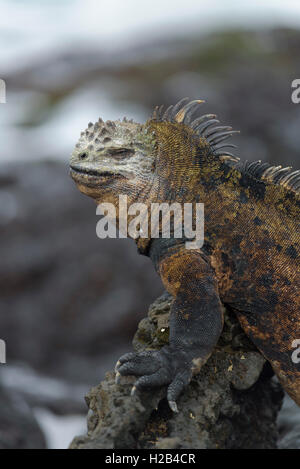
70, 165, 116, 178
70, 165, 124, 186
70, 165, 123, 188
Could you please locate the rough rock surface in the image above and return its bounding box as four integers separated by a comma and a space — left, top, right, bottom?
70, 292, 284, 449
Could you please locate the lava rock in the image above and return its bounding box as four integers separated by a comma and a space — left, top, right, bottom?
70, 292, 284, 449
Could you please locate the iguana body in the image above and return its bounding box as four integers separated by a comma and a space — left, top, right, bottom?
70, 98, 300, 411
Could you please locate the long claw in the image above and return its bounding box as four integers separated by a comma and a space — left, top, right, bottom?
131, 385, 137, 396
115, 371, 121, 384
168, 400, 178, 413
115, 360, 121, 372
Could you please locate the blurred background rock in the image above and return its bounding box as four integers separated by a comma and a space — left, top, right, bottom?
0, 0, 299, 449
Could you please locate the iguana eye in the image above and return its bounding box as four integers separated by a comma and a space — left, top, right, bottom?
80, 152, 88, 160
109, 148, 135, 160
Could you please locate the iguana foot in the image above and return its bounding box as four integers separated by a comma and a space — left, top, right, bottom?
115, 347, 192, 412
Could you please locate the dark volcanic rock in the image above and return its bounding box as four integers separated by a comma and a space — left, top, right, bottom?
70, 292, 284, 449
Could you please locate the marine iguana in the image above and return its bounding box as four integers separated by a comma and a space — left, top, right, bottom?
70, 98, 300, 412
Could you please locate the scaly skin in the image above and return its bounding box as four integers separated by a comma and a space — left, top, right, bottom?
70, 99, 300, 412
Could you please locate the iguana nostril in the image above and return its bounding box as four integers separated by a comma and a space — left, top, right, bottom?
80, 152, 88, 160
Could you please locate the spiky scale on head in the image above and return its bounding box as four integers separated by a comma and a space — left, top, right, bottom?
74, 119, 141, 154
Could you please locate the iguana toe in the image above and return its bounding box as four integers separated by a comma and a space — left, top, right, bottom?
116, 347, 193, 412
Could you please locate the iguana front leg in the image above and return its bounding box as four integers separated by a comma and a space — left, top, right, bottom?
116, 245, 224, 412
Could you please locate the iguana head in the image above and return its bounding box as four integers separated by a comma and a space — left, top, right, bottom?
70, 99, 240, 205
70, 118, 157, 205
